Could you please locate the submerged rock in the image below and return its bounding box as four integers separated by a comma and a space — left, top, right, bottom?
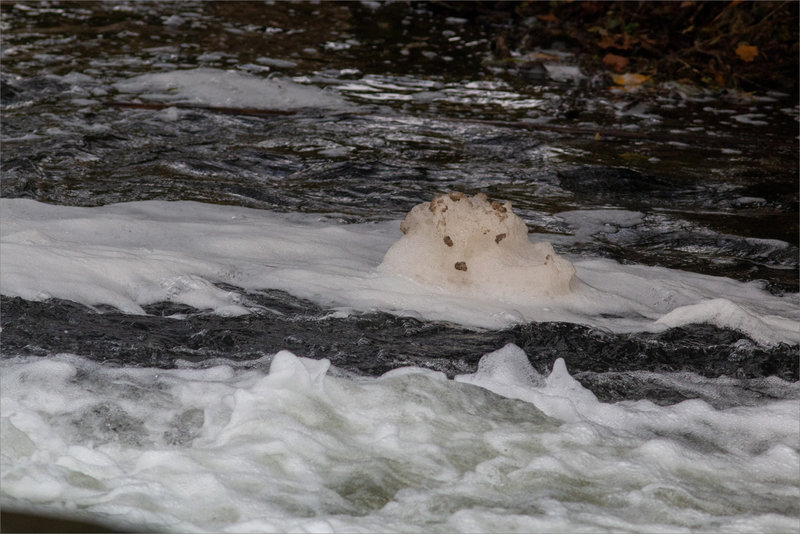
380, 192, 576, 298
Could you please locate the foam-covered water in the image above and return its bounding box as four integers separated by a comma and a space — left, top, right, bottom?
2, 347, 798, 533
114, 68, 351, 110
3, 198, 797, 344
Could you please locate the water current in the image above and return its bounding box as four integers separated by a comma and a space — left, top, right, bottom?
1, 2, 798, 532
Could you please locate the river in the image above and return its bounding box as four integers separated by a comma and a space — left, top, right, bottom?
1, 2, 798, 532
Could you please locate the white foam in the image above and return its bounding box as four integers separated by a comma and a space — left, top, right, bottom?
379, 192, 576, 298
1, 348, 797, 532
1, 198, 798, 345
113, 68, 350, 110
544, 64, 585, 83
655, 298, 799, 347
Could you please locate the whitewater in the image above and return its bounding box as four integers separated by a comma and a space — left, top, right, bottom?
2, 198, 798, 344
3, 347, 798, 533
1, 197, 799, 532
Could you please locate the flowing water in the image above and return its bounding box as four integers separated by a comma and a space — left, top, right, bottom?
1, 2, 798, 532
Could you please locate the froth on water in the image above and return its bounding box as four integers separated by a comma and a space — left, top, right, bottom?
1, 347, 798, 532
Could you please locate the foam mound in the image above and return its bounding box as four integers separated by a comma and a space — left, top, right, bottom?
379, 192, 576, 298
114, 68, 349, 110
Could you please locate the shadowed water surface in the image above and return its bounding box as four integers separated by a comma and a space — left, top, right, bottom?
2, 294, 796, 409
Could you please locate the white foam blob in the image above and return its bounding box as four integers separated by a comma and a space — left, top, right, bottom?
1, 198, 798, 345
1, 348, 798, 532
655, 298, 799, 347
456, 345, 598, 423
378, 192, 576, 298
113, 67, 350, 110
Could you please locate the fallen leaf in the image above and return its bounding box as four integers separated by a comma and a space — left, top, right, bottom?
602, 53, 629, 73
622, 33, 637, 49
537, 13, 558, 23
735, 43, 758, 62
598, 33, 637, 50
612, 73, 651, 88
638, 34, 657, 46
597, 34, 618, 49
580, 2, 605, 15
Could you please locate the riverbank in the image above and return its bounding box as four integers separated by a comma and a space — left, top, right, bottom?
443, 1, 798, 94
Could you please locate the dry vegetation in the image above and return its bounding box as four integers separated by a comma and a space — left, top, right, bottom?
444, 1, 799, 93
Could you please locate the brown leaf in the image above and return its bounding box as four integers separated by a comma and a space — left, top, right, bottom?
597, 33, 637, 51
537, 13, 558, 23
580, 2, 605, 15
602, 53, 629, 73
621, 33, 637, 50
597, 34, 618, 49
612, 73, 652, 89
735, 43, 758, 62
638, 34, 657, 46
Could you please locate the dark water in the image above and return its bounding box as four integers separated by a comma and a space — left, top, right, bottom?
1, 1, 798, 405
2, 293, 797, 408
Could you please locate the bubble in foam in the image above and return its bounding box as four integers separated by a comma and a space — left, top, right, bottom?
379, 192, 576, 298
